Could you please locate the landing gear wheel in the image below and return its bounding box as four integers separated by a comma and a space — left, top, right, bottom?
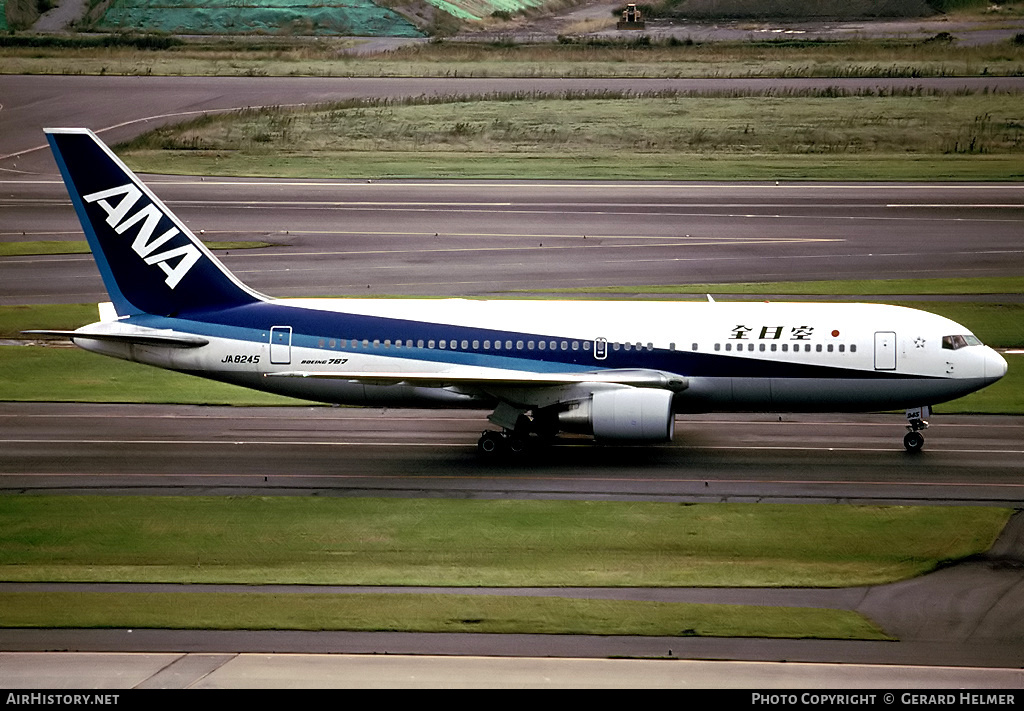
507, 435, 527, 454
478, 430, 505, 455
903, 430, 925, 453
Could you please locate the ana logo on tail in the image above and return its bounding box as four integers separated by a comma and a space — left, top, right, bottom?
83, 182, 201, 289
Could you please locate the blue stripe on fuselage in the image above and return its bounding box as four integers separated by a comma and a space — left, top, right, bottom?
127, 301, 934, 381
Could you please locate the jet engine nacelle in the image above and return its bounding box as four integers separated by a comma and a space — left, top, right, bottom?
557, 388, 675, 441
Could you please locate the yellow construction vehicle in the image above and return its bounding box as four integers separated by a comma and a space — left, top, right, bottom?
617, 3, 645, 30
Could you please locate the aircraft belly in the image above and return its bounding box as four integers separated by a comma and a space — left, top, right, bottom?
678, 375, 986, 412
729, 377, 772, 408
769, 377, 987, 410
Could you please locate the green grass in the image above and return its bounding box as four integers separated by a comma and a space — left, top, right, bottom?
116, 92, 1024, 181
0, 497, 1009, 587
123, 149, 1024, 181
0, 591, 888, 639
0, 304, 102, 338
0, 497, 1003, 638
3, 33, 1023, 78
938, 357, 1022, 414
0, 346, 313, 405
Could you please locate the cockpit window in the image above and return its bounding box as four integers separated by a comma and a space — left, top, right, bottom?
942, 334, 982, 350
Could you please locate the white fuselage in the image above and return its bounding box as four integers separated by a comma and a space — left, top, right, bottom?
73, 298, 1007, 413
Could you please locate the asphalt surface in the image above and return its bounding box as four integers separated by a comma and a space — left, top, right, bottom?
3, 405, 1023, 504
4, 177, 1024, 303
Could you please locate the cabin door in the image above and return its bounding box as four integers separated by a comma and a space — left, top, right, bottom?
270, 326, 293, 365
874, 331, 897, 371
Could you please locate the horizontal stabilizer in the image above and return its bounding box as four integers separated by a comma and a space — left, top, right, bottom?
23, 329, 209, 348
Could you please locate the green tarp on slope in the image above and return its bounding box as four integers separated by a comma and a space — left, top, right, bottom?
430, 0, 544, 21
98, 0, 423, 37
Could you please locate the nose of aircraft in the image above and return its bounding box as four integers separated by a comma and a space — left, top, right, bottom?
985, 347, 1008, 382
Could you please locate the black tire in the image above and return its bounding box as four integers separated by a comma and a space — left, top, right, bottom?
904, 431, 925, 453
478, 431, 504, 455
507, 435, 527, 454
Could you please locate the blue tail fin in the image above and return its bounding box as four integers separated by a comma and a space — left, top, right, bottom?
46, 128, 263, 316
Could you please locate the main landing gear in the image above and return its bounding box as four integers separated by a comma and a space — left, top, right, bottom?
477, 429, 529, 455
903, 406, 931, 453
478, 404, 557, 457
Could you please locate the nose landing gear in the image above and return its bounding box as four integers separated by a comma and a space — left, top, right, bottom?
904, 406, 931, 453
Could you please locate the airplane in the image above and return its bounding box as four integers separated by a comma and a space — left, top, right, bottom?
28, 127, 1008, 455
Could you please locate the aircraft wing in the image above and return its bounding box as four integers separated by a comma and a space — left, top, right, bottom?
267, 367, 687, 391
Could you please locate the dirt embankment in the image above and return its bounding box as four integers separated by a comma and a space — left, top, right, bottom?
6, 0, 44, 30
